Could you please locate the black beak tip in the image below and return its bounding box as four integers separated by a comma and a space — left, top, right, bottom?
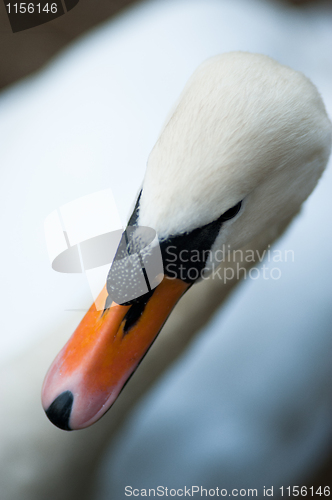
45, 391, 74, 431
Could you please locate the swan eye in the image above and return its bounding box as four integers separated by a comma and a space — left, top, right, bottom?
220, 201, 242, 221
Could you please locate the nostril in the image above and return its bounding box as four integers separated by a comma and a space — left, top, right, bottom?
45, 391, 74, 431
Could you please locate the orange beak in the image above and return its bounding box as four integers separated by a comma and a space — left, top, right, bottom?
41, 276, 189, 430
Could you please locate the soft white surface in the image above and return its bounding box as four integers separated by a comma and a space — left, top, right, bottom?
0, 0, 331, 496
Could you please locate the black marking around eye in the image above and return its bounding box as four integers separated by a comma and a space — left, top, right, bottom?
219, 200, 242, 220
104, 196, 242, 314
160, 201, 242, 283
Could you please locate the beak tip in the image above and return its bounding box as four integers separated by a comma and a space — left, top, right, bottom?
45, 390, 74, 431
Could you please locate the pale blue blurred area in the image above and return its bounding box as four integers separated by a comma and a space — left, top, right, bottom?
0, 0, 331, 497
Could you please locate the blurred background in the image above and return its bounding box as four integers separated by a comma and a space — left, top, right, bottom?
0, 0, 320, 91
0, 0, 332, 499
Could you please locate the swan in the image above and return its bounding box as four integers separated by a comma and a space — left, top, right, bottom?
41, 51, 331, 431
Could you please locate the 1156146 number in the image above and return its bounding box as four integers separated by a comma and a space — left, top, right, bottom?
280, 486, 330, 496
6, 3, 57, 13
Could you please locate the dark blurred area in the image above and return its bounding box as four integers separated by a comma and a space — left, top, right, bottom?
0, 0, 138, 90
0, 0, 320, 92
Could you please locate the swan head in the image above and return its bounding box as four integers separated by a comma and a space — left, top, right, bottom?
42, 52, 331, 430
140, 52, 330, 257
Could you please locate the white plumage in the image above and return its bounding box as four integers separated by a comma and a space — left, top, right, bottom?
140, 52, 330, 246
